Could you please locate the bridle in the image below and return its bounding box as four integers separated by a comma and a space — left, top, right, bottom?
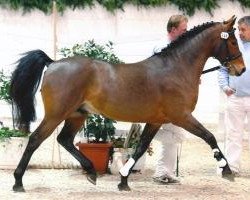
216, 28, 242, 68
203, 28, 242, 75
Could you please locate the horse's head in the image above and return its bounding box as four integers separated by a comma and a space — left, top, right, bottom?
214, 15, 245, 76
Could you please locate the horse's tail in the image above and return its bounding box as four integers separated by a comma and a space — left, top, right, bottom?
9, 50, 54, 132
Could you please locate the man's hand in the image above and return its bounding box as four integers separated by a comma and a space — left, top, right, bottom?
223, 86, 235, 96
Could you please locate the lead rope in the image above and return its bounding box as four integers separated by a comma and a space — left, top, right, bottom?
202, 65, 221, 74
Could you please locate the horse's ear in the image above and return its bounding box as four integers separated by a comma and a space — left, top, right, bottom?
223, 15, 237, 26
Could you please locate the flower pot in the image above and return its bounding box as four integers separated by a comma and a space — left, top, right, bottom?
0, 137, 28, 169
76, 142, 112, 174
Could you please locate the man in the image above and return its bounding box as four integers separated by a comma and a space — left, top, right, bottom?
218, 16, 250, 175
152, 14, 188, 184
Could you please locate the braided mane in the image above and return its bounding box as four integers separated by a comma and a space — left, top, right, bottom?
154, 21, 220, 56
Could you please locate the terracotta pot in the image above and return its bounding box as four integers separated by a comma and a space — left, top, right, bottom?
76, 142, 112, 174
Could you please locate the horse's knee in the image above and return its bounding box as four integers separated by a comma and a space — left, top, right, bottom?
57, 133, 71, 147
57, 134, 64, 145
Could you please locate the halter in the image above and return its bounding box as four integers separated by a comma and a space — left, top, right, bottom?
204, 28, 242, 75
217, 28, 242, 67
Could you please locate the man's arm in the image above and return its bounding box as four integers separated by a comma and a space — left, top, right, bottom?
218, 66, 235, 96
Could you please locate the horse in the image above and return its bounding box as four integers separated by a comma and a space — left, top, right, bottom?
10, 16, 245, 192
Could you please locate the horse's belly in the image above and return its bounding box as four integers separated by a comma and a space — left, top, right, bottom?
85, 101, 167, 123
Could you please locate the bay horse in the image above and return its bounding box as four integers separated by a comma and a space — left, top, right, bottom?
10, 16, 245, 192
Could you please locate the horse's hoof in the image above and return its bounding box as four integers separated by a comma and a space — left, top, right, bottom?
221, 165, 235, 182
222, 172, 235, 182
86, 173, 97, 185
13, 184, 25, 192
118, 183, 131, 191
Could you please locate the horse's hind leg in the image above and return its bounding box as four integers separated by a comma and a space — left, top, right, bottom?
57, 114, 97, 185
13, 118, 61, 192
118, 123, 161, 191
178, 114, 234, 181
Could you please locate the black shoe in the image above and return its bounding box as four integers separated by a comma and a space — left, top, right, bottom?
153, 175, 180, 185
167, 176, 181, 184
153, 175, 169, 184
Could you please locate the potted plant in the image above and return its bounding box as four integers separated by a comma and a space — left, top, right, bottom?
0, 70, 29, 169
60, 40, 122, 174
76, 114, 116, 174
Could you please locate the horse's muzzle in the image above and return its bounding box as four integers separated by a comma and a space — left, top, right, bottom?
236, 67, 246, 76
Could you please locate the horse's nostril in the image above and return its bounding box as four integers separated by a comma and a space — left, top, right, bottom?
236, 67, 246, 76
241, 67, 246, 74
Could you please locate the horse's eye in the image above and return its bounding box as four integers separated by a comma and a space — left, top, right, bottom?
231, 41, 237, 46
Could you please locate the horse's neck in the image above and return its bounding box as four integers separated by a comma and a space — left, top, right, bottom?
188, 36, 213, 61
177, 30, 218, 72
148, 26, 221, 78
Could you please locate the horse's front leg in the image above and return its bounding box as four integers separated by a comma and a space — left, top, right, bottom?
118, 123, 161, 191
178, 114, 234, 181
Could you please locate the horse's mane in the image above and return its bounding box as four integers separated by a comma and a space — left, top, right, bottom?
154, 21, 220, 56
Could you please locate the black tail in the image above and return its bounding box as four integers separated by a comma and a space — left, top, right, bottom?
9, 50, 54, 132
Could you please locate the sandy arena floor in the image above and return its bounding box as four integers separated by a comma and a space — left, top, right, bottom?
0, 139, 250, 200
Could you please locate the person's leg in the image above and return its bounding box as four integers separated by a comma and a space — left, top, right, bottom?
154, 141, 178, 177
153, 124, 183, 183
244, 96, 250, 167
225, 95, 245, 173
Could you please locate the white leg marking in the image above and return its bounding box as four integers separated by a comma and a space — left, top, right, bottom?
212, 148, 220, 153
119, 158, 135, 176
218, 158, 227, 167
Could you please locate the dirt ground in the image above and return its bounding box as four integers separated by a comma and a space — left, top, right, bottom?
1, 139, 250, 200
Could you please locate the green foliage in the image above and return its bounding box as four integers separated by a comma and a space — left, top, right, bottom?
0, 72, 26, 136
85, 115, 116, 143
0, 0, 250, 16
168, 0, 220, 16
56, 0, 95, 13
60, 40, 122, 143
96, 0, 125, 12
0, 0, 53, 14
236, 0, 250, 7
0, 125, 27, 141
0, 70, 11, 103
110, 136, 126, 148
60, 40, 123, 64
